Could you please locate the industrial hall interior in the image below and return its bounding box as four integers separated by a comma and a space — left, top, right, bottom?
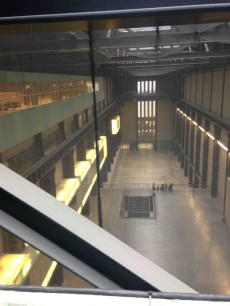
2, 9, 230, 299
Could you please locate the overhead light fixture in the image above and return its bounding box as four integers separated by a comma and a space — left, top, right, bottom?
192, 121, 198, 126
176, 108, 180, 111
217, 140, 228, 152
187, 117, 191, 121
199, 126, 205, 132
207, 132, 215, 140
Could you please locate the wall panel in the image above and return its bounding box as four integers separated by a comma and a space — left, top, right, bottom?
157, 100, 174, 150
184, 75, 187, 100
203, 72, 212, 111
222, 70, 230, 120
186, 74, 191, 102
196, 72, 203, 107
190, 73, 197, 104
211, 70, 224, 116
121, 101, 137, 144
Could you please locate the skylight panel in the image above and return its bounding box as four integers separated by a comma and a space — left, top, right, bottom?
130, 27, 155, 32
139, 47, 155, 50
130, 26, 171, 32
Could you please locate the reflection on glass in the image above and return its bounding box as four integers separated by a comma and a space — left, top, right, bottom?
0, 227, 93, 288
0, 80, 99, 115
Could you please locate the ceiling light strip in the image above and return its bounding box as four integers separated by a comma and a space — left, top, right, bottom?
199, 126, 205, 132
207, 132, 215, 140
192, 121, 197, 126
217, 140, 228, 152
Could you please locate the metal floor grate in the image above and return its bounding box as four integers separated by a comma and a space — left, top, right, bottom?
121, 193, 156, 219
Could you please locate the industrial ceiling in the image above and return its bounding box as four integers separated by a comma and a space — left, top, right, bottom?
0, 22, 230, 77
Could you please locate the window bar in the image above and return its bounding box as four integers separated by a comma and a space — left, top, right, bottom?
88, 29, 103, 228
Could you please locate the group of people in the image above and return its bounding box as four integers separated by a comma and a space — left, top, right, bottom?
152, 182, 174, 192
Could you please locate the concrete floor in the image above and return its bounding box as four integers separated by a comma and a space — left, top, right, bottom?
90, 149, 230, 295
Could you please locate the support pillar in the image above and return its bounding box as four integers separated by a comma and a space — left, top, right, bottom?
184, 109, 190, 177
223, 133, 230, 221
174, 108, 180, 156
194, 115, 202, 188
211, 125, 221, 197
34, 133, 44, 158
62, 149, 75, 178
82, 199, 90, 216
58, 122, 65, 144
40, 168, 56, 197
73, 114, 79, 132
180, 114, 186, 169
177, 111, 182, 162
188, 111, 195, 185
201, 120, 210, 188
87, 131, 95, 149
76, 138, 87, 160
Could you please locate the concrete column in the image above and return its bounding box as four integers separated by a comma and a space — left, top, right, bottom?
184, 109, 190, 177
100, 160, 108, 184
87, 131, 95, 149
73, 114, 79, 132
62, 149, 75, 178
211, 125, 221, 197
226, 134, 230, 177
194, 115, 202, 187
82, 199, 90, 216
76, 138, 87, 160
223, 133, 230, 221
40, 168, 56, 197
180, 114, 186, 169
201, 120, 210, 188
58, 122, 65, 144
188, 111, 195, 185
174, 108, 179, 155
177, 111, 182, 162
34, 133, 44, 158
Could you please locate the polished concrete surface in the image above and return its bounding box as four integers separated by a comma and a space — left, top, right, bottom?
90, 149, 230, 295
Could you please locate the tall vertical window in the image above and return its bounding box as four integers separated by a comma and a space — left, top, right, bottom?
137, 101, 156, 140
137, 80, 156, 94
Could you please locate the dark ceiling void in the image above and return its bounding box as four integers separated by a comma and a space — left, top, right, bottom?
0, 22, 230, 77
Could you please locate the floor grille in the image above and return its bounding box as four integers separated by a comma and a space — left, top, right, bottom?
121, 193, 156, 219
